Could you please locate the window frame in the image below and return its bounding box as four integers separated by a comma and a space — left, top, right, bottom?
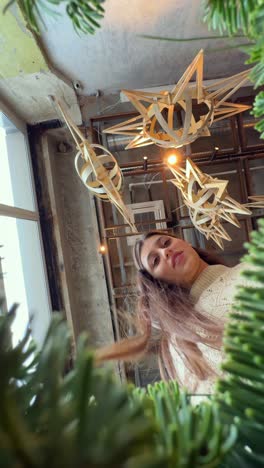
0, 99, 52, 344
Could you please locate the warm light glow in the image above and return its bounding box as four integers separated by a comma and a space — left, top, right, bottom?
99, 245, 106, 254
167, 154, 178, 165
214, 146, 219, 151
143, 156, 148, 160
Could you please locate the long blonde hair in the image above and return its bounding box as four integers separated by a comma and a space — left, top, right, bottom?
96, 232, 225, 390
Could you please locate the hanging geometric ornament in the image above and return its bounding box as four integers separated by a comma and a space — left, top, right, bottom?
244, 195, 264, 209
53, 98, 137, 232
168, 158, 251, 249
104, 49, 251, 150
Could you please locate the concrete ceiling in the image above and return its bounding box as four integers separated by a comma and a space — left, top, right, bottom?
40, 0, 250, 96
0, 2, 81, 124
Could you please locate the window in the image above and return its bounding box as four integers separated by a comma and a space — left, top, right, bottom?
126, 200, 167, 246
0, 110, 51, 347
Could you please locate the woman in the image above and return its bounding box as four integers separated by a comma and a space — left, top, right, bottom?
97, 231, 247, 393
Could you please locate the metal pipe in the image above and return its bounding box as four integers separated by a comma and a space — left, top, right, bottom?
104, 218, 170, 230
93, 197, 127, 382
118, 149, 264, 174
120, 160, 164, 168
121, 163, 164, 173
127, 169, 240, 190
105, 134, 135, 152
111, 205, 127, 285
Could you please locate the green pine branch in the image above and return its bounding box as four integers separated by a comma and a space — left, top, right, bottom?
203, 0, 257, 36
0, 306, 234, 466
1, 218, 264, 466
0, 310, 157, 467
2, 0, 105, 35
215, 218, 264, 467
204, 1, 264, 139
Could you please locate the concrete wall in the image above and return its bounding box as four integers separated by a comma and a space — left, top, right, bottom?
0, 2, 81, 124
32, 127, 116, 350
40, 0, 249, 96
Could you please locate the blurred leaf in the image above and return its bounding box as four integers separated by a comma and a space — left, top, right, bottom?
1, 216, 264, 466
2, 0, 105, 35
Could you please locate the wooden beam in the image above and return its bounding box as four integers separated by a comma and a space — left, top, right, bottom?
0, 204, 39, 221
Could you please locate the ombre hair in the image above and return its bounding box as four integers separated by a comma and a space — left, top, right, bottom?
96, 231, 226, 391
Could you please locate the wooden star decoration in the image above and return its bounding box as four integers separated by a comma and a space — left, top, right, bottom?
244, 195, 264, 209
53, 98, 137, 232
168, 158, 251, 249
104, 49, 251, 150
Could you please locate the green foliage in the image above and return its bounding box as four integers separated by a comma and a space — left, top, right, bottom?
215, 218, 264, 467
133, 383, 236, 468
253, 91, 264, 138
204, 1, 258, 36
204, 1, 264, 139
3, 0, 105, 35
0, 308, 234, 467
0, 310, 156, 467
1, 219, 264, 467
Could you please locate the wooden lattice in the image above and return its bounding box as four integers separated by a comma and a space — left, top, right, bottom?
54, 98, 137, 232
168, 158, 252, 249
104, 50, 251, 150
245, 195, 264, 209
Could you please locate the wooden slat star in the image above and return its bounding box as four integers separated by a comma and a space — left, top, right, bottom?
53, 98, 137, 232
168, 157, 252, 249
104, 50, 251, 150
244, 195, 264, 209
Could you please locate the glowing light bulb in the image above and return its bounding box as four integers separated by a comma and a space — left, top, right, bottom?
143, 155, 148, 170
167, 154, 178, 165
99, 245, 106, 254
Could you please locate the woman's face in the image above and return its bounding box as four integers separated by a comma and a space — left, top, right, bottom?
140, 234, 205, 287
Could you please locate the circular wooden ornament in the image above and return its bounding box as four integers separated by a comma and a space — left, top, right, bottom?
143, 96, 214, 149
75, 144, 122, 200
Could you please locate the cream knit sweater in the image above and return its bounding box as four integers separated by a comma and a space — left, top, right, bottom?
170, 262, 249, 395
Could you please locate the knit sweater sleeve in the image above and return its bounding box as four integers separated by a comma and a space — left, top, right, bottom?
169, 262, 252, 395
168, 343, 217, 395
193, 262, 254, 321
